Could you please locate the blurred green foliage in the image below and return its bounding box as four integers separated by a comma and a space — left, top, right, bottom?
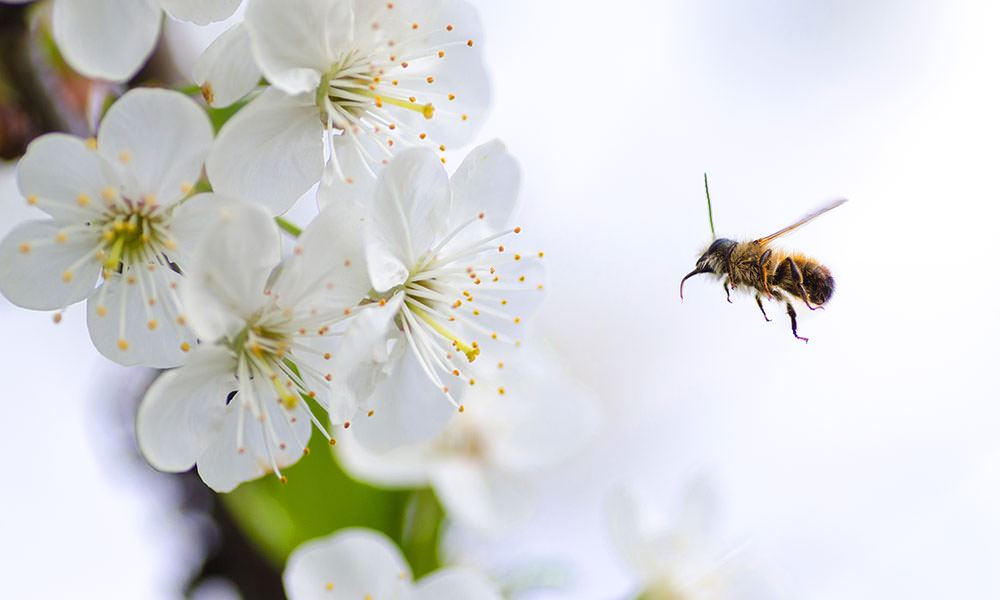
221, 432, 445, 579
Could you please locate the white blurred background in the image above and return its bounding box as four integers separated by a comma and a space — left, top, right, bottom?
3, 0, 1000, 598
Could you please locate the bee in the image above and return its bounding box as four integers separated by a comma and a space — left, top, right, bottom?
680, 174, 846, 342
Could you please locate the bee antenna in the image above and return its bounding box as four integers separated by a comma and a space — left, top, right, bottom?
703, 172, 716, 239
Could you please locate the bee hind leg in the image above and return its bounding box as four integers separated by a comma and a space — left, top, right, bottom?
754, 293, 771, 321
779, 256, 819, 310
785, 301, 808, 343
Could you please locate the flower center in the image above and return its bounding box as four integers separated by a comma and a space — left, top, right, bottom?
97, 201, 169, 272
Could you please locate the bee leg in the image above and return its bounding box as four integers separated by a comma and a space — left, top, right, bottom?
780, 256, 819, 310
785, 301, 808, 343
724, 243, 738, 289
723, 277, 733, 303
754, 293, 771, 321
758, 249, 773, 299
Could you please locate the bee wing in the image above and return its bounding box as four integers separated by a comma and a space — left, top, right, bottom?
754, 198, 847, 245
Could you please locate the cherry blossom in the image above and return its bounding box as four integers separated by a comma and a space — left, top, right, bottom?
0, 88, 214, 367
283, 528, 501, 600
324, 140, 545, 451
136, 199, 370, 491
206, 0, 490, 214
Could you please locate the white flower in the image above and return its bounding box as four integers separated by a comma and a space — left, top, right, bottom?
325, 140, 545, 451
607, 483, 775, 600
136, 200, 370, 492
206, 0, 490, 214
0, 88, 214, 367
283, 528, 501, 600
49, 0, 242, 81
336, 346, 600, 534
193, 23, 263, 108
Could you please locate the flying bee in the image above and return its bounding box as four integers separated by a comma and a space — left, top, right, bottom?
680, 174, 846, 342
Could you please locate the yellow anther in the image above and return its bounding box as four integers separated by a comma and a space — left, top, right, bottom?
147, 319, 158, 330
498, 387, 505, 395
55, 232, 68, 243
448, 93, 455, 101
77, 194, 90, 206
62, 270, 73, 282
422, 103, 434, 119
18, 243, 30, 253
180, 342, 190, 352
118, 339, 129, 350
26, 195, 38, 205
84, 138, 97, 150
118, 150, 132, 163
180, 182, 193, 194
201, 82, 215, 104
102, 188, 116, 201
96, 305, 107, 317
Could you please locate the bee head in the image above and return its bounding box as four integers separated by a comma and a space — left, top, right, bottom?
680, 238, 735, 299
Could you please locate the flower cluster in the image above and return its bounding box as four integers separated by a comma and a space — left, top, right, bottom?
0, 0, 552, 497
1, 2, 769, 598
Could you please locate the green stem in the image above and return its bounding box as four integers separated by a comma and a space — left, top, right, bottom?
275, 217, 302, 238
399, 488, 444, 578
703, 172, 716, 239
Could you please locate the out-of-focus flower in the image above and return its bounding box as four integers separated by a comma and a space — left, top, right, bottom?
206, 0, 489, 214
607, 482, 776, 600
336, 346, 600, 534
0, 88, 214, 367
283, 528, 502, 600
136, 200, 370, 492
324, 140, 544, 451
34, 0, 243, 81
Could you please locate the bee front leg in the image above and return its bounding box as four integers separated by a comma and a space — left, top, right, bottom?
785, 301, 808, 343
724, 243, 737, 289
722, 277, 733, 303
754, 293, 771, 321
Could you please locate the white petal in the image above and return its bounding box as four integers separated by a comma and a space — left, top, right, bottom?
97, 88, 214, 206
0, 220, 101, 310
16, 133, 116, 223
430, 460, 533, 534
283, 529, 413, 600
180, 201, 281, 341
160, 0, 241, 24
449, 139, 520, 231
193, 23, 262, 108
206, 88, 324, 214
136, 346, 234, 473
166, 192, 246, 267
333, 429, 433, 489
244, 0, 351, 95
271, 197, 369, 311
414, 568, 502, 600
326, 294, 404, 424
87, 267, 196, 368
321, 131, 384, 207
196, 381, 313, 492
349, 345, 458, 451
486, 352, 600, 472
52, 0, 161, 81
366, 148, 450, 292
